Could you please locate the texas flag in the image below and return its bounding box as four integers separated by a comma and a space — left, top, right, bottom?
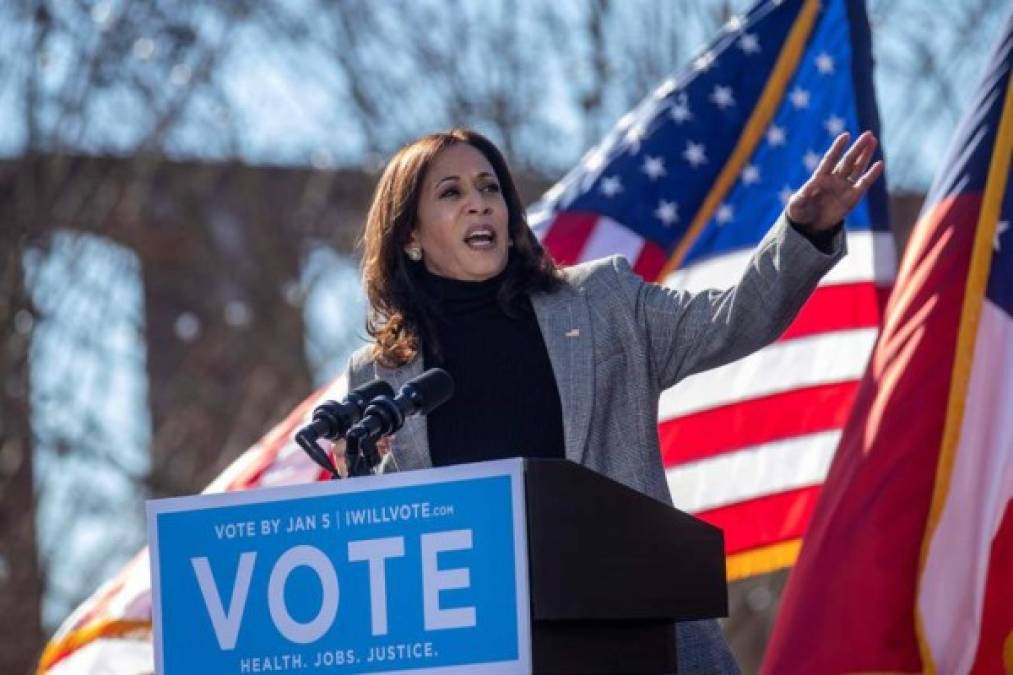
764, 13, 1012, 673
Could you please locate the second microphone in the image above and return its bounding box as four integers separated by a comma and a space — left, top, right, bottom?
346, 368, 455, 444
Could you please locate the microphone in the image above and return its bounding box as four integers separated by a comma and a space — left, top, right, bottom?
304, 379, 395, 442
345, 369, 454, 474
295, 379, 395, 477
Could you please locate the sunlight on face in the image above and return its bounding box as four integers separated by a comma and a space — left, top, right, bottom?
411, 143, 510, 282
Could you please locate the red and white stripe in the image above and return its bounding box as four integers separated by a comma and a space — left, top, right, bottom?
916, 298, 1013, 673
661, 236, 893, 561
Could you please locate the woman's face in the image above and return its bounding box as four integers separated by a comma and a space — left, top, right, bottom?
410, 143, 510, 282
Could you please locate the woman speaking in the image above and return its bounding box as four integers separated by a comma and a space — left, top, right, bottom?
343, 127, 882, 671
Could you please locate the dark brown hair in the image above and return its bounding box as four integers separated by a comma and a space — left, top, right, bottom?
361, 128, 561, 368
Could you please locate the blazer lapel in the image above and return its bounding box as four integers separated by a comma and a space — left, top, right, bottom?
532, 285, 594, 465
374, 356, 432, 471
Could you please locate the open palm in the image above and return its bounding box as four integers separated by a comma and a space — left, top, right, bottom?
787, 131, 884, 231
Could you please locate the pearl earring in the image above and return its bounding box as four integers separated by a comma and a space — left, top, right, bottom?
405, 245, 423, 262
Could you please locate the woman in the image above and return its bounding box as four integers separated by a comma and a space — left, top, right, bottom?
343, 128, 882, 672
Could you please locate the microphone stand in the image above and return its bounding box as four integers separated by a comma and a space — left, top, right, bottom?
295, 415, 386, 480
294, 431, 341, 479
345, 428, 381, 478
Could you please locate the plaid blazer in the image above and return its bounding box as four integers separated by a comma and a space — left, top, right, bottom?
346, 214, 845, 673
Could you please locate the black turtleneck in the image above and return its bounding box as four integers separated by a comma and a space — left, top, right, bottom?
418, 268, 565, 467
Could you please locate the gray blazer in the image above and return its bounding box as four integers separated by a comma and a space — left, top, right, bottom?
345, 215, 845, 673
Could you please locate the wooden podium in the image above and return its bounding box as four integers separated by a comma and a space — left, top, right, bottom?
147, 458, 726, 674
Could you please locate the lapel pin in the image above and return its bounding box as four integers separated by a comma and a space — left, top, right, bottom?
565, 328, 580, 337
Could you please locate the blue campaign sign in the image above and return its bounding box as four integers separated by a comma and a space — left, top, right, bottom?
147, 459, 531, 674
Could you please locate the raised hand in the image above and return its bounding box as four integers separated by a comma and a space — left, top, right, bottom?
787, 130, 884, 231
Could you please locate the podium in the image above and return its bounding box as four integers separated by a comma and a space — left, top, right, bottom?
148, 458, 726, 674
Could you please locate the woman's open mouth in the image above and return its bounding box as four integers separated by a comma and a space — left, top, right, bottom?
463, 225, 498, 250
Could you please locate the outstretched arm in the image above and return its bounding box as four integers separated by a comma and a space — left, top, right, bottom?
625, 131, 883, 390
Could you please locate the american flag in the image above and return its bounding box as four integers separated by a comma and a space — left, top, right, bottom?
529, 0, 894, 581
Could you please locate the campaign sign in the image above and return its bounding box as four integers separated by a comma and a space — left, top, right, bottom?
147, 459, 531, 674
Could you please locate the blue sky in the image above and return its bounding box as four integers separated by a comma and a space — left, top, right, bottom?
2, 1, 1007, 187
